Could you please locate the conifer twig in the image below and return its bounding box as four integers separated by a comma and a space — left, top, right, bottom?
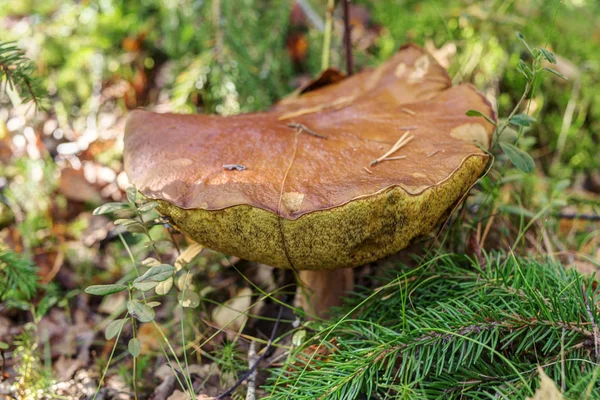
0, 41, 47, 110
245, 341, 258, 400
342, 0, 353, 75
556, 212, 600, 222
266, 255, 600, 398
581, 284, 599, 360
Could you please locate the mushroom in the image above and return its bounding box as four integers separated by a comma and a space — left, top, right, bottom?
123, 44, 496, 317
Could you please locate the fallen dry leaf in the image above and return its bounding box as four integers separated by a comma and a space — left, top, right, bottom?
174, 242, 203, 270
212, 288, 253, 340
137, 322, 168, 354
526, 367, 563, 400
59, 168, 102, 203
291, 338, 338, 372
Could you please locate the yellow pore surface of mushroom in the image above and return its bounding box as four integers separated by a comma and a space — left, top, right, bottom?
157, 155, 484, 270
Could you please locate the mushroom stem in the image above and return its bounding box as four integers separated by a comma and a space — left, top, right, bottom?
296, 268, 355, 318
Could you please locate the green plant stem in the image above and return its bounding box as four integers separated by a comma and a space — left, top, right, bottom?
321, 0, 335, 70
129, 291, 139, 400
136, 210, 163, 263
179, 272, 193, 396
92, 315, 127, 400
118, 231, 190, 394
491, 79, 532, 149
152, 319, 195, 397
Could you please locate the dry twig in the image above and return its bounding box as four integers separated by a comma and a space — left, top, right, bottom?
216, 305, 284, 399
287, 122, 327, 139
245, 341, 258, 400
581, 284, 599, 360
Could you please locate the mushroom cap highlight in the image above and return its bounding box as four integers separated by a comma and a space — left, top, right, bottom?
124, 44, 496, 270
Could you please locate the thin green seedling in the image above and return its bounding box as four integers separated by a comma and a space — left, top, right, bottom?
194, 288, 288, 354
89, 187, 199, 399
179, 270, 193, 395
118, 232, 193, 395
462, 29, 568, 259
458, 4, 565, 245
120, 229, 196, 397
92, 312, 128, 400
225, 256, 299, 313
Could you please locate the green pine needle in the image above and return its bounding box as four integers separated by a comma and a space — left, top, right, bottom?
265, 254, 600, 399
0, 41, 47, 111
0, 245, 39, 302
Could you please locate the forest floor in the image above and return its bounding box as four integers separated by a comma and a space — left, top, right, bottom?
1, 1, 600, 399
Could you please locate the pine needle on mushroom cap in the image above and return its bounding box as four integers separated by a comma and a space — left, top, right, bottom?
370, 131, 414, 166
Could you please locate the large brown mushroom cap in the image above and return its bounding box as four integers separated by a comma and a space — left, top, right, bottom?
124, 44, 495, 270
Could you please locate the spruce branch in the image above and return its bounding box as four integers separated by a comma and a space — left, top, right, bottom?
0, 41, 47, 111
0, 245, 39, 302
265, 255, 600, 399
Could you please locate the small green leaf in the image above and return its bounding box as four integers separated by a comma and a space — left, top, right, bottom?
499, 204, 536, 218
138, 202, 159, 213
126, 186, 137, 205
142, 239, 171, 248
516, 32, 534, 56
292, 330, 306, 347
517, 59, 532, 79
127, 224, 146, 234
544, 67, 567, 80
516, 66, 530, 80
0, 341, 9, 350
465, 109, 497, 126
85, 284, 128, 296
133, 265, 175, 291
178, 290, 201, 308
141, 257, 162, 267
509, 114, 536, 127
146, 301, 161, 308
496, 126, 519, 144
553, 179, 570, 193
499, 142, 535, 173
127, 300, 155, 322
93, 202, 129, 216
114, 218, 140, 227
132, 281, 158, 292
540, 48, 556, 64
105, 318, 126, 340
128, 338, 141, 358
135, 265, 174, 283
